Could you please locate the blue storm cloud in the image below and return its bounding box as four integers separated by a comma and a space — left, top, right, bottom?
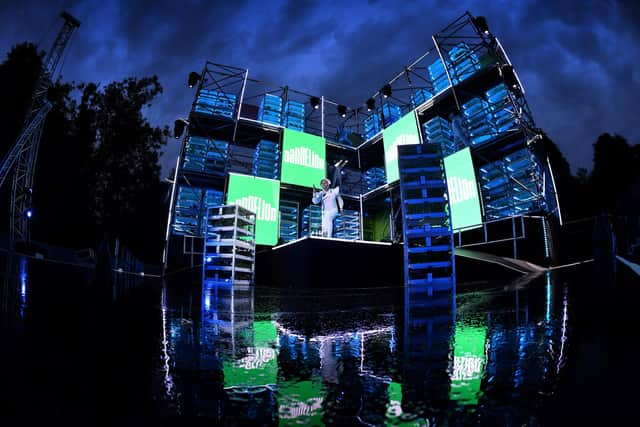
1, 0, 638, 176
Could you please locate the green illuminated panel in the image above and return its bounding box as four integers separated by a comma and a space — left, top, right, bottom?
281, 128, 326, 188
278, 380, 323, 425
443, 148, 483, 231
449, 325, 487, 405
382, 112, 421, 183
223, 321, 278, 388
226, 173, 280, 246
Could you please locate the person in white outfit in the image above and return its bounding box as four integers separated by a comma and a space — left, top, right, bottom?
312, 160, 347, 238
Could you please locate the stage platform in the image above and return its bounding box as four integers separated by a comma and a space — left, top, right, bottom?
254, 236, 404, 289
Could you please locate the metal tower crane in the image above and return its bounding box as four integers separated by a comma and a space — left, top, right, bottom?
0, 11, 80, 243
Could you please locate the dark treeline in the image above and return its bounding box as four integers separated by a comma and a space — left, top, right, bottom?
0, 43, 168, 263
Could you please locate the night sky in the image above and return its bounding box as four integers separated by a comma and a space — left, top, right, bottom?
1, 0, 638, 177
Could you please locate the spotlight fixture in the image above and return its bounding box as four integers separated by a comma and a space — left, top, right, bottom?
472, 16, 490, 35
188, 71, 200, 88
366, 98, 375, 111
382, 84, 392, 98
173, 119, 187, 139
500, 65, 521, 93
337, 104, 347, 118
310, 96, 320, 110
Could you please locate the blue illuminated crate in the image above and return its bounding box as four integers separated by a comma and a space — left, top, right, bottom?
428, 58, 454, 93
381, 102, 402, 127
448, 42, 480, 82
363, 113, 381, 140
411, 89, 433, 108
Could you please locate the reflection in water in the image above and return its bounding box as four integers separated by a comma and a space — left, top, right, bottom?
157, 273, 572, 425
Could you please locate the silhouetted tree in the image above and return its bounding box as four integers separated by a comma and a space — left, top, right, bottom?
591, 133, 634, 212
76, 77, 168, 262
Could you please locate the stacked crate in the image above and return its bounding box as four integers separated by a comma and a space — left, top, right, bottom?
173, 186, 203, 236
428, 58, 453, 94
182, 136, 208, 173
461, 97, 495, 147
279, 200, 299, 243
363, 112, 381, 141
485, 83, 517, 134
397, 143, 455, 291
479, 148, 543, 219
448, 42, 480, 83
422, 117, 456, 157
504, 148, 542, 214
201, 189, 225, 235
283, 100, 305, 132
363, 167, 386, 190
194, 89, 236, 119
252, 140, 280, 180
411, 88, 433, 109
205, 139, 229, 176
258, 94, 283, 126
301, 205, 322, 237
334, 210, 360, 240
381, 102, 402, 127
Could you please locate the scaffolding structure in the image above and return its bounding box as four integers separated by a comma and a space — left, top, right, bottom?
164, 11, 561, 273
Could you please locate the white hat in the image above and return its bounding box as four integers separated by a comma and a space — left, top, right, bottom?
321, 178, 331, 185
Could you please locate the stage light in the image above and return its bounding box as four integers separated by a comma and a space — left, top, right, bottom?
500, 65, 521, 92
173, 119, 187, 139
188, 71, 200, 88
366, 98, 375, 111
382, 84, 392, 98
472, 16, 490, 35
25, 209, 33, 219
337, 104, 347, 118
310, 96, 320, 110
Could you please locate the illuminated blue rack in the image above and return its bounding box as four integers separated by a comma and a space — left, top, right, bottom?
258, 94, 283, 126
301, 205, 322, 237
334, 209, 360, 240
461, 97, 495, 146
183, 136, 228, 175
398, 143, 455, 292
194, 89, 236, 119
422, 117, 457, 157
486, 83, 517, 134
428, 58, 453, 94
279, 200, 298, 243
283, 100, 305, 131
479, 148, 543, 219
411, 88, 433, 109
381, 102, 402, 127
252, 140, 280, 180
363, 113, 381, 141
448, 42, 480, 83
363, 167, 386, 190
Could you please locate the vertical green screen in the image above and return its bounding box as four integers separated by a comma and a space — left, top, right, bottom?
449, 325, 487, 405
382, 112, 421, 183
281, 128, 326, 188
443, 148, 483, 231
226, 173, 280, 246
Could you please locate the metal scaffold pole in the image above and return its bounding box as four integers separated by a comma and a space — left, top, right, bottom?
0, 11, 80, 244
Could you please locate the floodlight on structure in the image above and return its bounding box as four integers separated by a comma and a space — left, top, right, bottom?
366, 98, 375, 111
337, 105, 347, 118
188, 71, 200, 88
472, 16, 490, 35
173, 119, 188, 139
382, 84, 392, 98
310, 96, 320, 110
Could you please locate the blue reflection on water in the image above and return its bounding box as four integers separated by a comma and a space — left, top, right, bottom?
154, 271, 573, 425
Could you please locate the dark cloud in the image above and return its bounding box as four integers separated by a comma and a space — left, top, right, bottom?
1, 0, 638, 177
